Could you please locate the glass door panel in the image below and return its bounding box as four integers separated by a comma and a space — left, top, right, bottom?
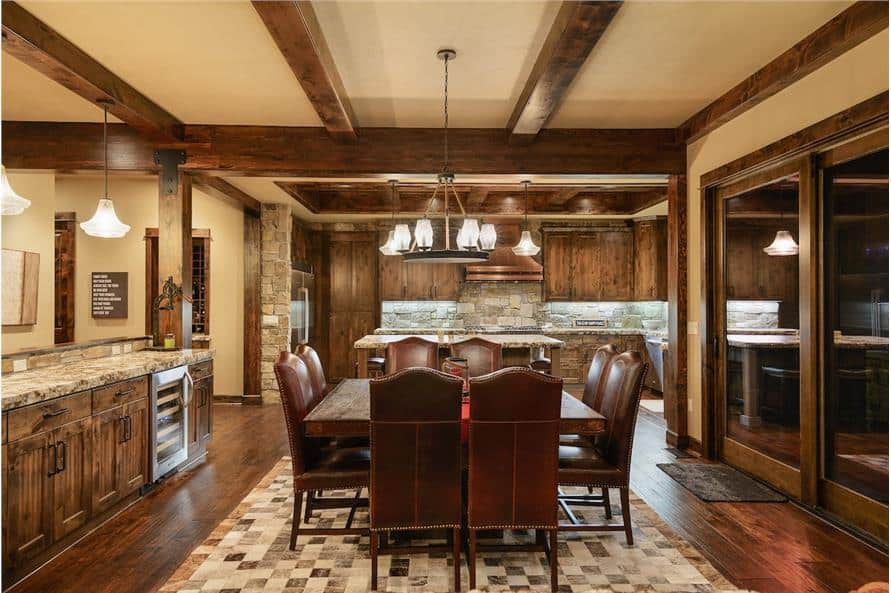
822, 147, 889, 505
722, 175, 802, 471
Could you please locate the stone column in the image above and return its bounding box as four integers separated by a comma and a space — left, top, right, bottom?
260, 203, 292, 403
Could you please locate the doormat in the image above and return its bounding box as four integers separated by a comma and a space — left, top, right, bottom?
657, 463, 787, 502
664, 447, 694, 459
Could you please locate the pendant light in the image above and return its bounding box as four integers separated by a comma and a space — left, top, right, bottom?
0, 166, 31, 216
763, 210, 799, 256
402, 49, 489, 265
80, 100, 130, 239
479, 222, 497, 251
512, 181, 540, 256
380, 180, 409, 255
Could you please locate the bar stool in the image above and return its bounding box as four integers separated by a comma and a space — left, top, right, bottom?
760, 366, 800, 424
367, 355, 386, 377
530, 346, 552, 373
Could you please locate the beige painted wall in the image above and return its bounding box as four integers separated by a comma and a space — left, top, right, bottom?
1, 172, 56, 352
685, 31, 889, 440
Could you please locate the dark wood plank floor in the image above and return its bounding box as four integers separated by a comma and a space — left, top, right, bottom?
7, 399, 887, 593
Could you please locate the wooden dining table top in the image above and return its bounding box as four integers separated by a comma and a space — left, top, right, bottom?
304, 378, 606, 437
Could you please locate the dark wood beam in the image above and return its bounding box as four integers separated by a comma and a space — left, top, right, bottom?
506, 1, 622, 141
465, 186, 489, 211
243, 212, 261, 398
156, 150, 192, 348
2, 122, 685, 175
251, 1, 357, 141
665, 174, 688, 449
275, 182, 321, 213
678, 1, 888, 143
190, 174, 260, 214
545, 187, 581, 206
1, 2, 183, 142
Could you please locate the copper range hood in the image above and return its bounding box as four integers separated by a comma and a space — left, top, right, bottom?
464, 223, 543, 282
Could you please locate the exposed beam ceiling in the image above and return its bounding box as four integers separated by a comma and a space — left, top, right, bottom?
679, 1, 888, 143
251, 1, 357, 141
1, 1, 183, 142
2, 122, 684, 176
506, 1, 622, 141
191, 174, 261, 214
274, 182, 665, 215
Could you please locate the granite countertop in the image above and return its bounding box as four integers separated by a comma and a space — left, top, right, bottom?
355, 333, 565, 349
2, 349, 214, 411
374, 327, 667, 337
728, 334, 889, 350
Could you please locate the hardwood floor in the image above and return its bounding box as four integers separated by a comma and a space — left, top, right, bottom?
7, 398, 887, 593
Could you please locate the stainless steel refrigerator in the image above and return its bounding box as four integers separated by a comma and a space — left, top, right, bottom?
290, 269, 315, 347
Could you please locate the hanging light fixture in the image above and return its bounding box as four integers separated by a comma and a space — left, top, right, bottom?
402, 49, 489, 265
380, 180, 410, 255
80, 100, 130, 239
512, 181, 540, 256
763, 230, 799, 256
479, 222, 497, 251
0, 166, 31, 216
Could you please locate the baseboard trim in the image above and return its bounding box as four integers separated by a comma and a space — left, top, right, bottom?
212, 394, 263, 405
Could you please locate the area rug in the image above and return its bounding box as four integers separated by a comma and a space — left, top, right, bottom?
657, 463, 786, 503
159, 457, 755, 593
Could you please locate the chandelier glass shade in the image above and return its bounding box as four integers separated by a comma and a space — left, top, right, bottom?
0, 166, 31, 216
393, 224, 412, 252
80, 100, 130, 238
512, 181, 540, 256
479, 223, 497, 251
379, 230, 399, 256
763, 230, 799, 256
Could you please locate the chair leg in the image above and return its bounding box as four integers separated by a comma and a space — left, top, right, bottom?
602, 487, 612, 519
620, 487, 633, 545
549, 529, 558, 592
452, 527, 461, 592
370, 531, 379, 591
303, 489, 315, 523
345, 488, 362, 528
468, 529, 477, 590
290, 491, 303, 550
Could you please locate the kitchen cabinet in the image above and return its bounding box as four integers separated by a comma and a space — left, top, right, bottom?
51, 417, 93, 541
543, 228, 633, 301
378, 232, 462, 300
633, 217, 668, 300
187, 361, 214, 461
92, 405, 124, 513
432, 264, 462, 300
329, 233, 379, 379
725, 223, 798, 301
120, 398, 149, 497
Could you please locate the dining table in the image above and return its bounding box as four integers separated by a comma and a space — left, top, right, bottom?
304, 378, 606, 438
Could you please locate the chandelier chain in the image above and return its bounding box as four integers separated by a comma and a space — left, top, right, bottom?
103, 102, 109, 199
443, 54, 449, 173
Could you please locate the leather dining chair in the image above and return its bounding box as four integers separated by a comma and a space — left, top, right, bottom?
385, 336, 439, 373
369, 368, 464, 591
557, 351, 647, 545
450, 337, 503, 378
273, 351, 370, 549
295, 344, 329, 398
467, 367, 563, 592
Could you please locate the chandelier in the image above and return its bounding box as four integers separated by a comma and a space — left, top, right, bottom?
402, 49, 491, 264
379, 180, 412, 255
80, 99, 131, 238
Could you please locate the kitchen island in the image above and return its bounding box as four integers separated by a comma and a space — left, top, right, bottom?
354, 333, 564, 378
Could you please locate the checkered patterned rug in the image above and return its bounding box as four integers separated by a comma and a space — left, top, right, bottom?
159, 458, 753, 593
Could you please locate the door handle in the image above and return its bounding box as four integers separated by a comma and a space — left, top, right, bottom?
125, 416, 132, 442
119, 417, 127, 443
55, 441, 66, 473
47, 443, 57, 477
42, 407, 69, 419
115, 387, 136, 397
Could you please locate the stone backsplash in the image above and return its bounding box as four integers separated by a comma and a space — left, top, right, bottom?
381, 282, 667, 330
726, 300, 780, 329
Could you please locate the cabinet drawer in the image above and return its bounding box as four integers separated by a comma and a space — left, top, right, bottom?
189, 360, 213, 382
6, 391, 91, 442
92, 376, 148, 413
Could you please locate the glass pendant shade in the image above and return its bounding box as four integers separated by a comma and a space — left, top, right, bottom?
512, 230, 541, 256
763, 230, 799, 256
414, 218, 434, 250
379, 230, 399, 255
479, 223, 497, 251
0, 166, 31, 216
458, 218, 480, 249
393, 223, 412, 252
80, 198, 131, 238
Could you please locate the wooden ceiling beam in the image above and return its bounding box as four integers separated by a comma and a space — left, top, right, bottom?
506, 1, 622, 142
252, 1, 357, 142
190, 174, 260, 214
678, 1, 888, 143
2, 122, 684, 175
465, 187, 490, 211
1, 2, 183, 142
275, 182, 322, 213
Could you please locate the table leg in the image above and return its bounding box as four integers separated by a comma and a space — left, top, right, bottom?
357, 349, 369, 379
740, 348, 762, 427
550, 346, 562, 379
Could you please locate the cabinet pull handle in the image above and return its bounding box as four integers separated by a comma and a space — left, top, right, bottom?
115, 387, 136, 397
42, 407, 69, 419
125, 416, 132, 442
47, 443, 57, 477
56, 441, 66, 473
119, 417, 128, 443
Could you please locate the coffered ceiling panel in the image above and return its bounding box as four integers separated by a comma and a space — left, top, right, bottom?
311, 0, 561, 127
548, 0, 853, 128
15, 0, 322, 126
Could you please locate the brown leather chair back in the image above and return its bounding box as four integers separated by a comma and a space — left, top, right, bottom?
386, 337, 439, 373
467, 367, 563, 529
295, 344, 328, 397
450, 337, 503, 378
273, 351, 325, 477
370, 368, 464, 529
582, 344, 619, 411
597, 351, 648, 473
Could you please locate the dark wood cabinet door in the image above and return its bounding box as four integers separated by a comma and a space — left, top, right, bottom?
328, 312, 353, 379
379, 232, 406, 300
633, 218, 667, 300
120, 398, 148, 497
187, 384, 201, 459
725, 228, 758, 299
91, 406, 123, 515
544, 233, 573, 300
196, 379, 213, 446
572, 234, 602, 300
51, 417, 92, 541
404, 263, 434, 300
598, 230, 633, 300
329, 240, 353, 312
351, 240, 378, 310
432, 264, 462, 300
5, 432, 53, 568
